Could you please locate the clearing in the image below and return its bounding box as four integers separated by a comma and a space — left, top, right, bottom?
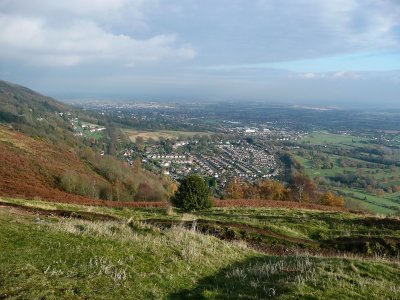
123, 129, 210, 142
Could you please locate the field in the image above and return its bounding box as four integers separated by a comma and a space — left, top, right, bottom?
79, 122, 106, 140
1, 197, 400, 299
124, 129, 210, 142
301, 132, 365, 145
82, 129, 104, 140
296, 132, 400, 215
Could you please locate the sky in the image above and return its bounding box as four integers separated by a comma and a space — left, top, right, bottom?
0, 0, 399, 107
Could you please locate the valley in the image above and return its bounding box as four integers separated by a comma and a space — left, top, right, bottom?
1, 81, 400, 300
1, 2, 399, 298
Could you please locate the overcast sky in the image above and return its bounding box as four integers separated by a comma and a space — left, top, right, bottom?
0, 0, 399, 107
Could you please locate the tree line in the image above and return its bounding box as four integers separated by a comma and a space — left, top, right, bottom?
224, 174, 344, 207
57, 147, 175, 202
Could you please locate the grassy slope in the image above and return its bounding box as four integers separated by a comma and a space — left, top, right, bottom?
0, 80, 171, 203
0, 125, 170, 203
0, 125, 111, 202
1, 198, 400, 299
0, 80, 74, 143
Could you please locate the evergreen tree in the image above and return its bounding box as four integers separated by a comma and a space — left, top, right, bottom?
171, 175, 212, 212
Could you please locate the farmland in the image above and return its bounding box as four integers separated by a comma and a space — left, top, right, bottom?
124, 129, 210, 142
1, 197, 400, 299
295, 132, 400, 215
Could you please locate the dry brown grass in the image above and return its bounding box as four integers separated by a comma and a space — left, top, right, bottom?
124, 129, 209, 142
214, 199, 353, 212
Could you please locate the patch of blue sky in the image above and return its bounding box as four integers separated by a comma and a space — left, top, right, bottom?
205, 51, 400, 73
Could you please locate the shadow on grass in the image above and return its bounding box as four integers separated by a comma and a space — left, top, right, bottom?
168, 256, 315, 299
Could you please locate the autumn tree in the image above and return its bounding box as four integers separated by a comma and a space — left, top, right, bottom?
133, 182, 147, 201
257, 180, 286, 200
288, 173, 318, 202
243, 182, 259, 199
321, 191, 344, 207
225, 177, 244, 199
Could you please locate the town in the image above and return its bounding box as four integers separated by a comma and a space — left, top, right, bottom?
139, 140, 279, 187
119, 127, 303, 187
70, 101, 307, 187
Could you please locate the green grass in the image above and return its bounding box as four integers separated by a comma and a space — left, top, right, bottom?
82, 129, 104, 140
0, 207, 249, 299
1, 199, 400, 299
334, 187, 400, 214
302, 132, 365, 146
297, 131, 400, 215
2, 197, 400, 241
296, 151, 400, 214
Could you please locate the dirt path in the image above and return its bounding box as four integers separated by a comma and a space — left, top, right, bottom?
200, 219, 319, 246
144, 218, 320, 253
0, 201, 119, 221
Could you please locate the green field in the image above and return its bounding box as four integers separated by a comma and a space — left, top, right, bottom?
1, 197, 400, 299
301, 132, 365, 146
295, 153, 400, 215
83, 130, 104, 140
297, 132, 400, 215
79, 122, 106, 140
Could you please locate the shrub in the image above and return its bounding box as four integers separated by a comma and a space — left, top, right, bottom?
171, 175, 212, 212
321, 191, 345, 207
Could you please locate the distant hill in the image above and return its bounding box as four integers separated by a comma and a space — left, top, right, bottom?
0, 80, 172, 203
0, 80, 66, 112
0, 80, 76, 143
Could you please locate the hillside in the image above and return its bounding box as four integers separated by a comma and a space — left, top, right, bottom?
0, 80, 74, 141
0, 198, 399, 299
0, 125, 101, 203
0, 125, 171, 203
0, 81, 171, 203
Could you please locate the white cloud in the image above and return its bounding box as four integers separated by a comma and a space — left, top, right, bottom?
294, 71, 362, 80
0, 0, 148, 22
331, 72, 361, 79
318, 0, 400, 50
0, 1, 196, 66
297, 72, 317, 79
254, 0, 400, 61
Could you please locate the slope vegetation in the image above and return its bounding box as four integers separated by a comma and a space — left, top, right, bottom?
0, 125, 171, 203
0, 125, 104, 203
0, 199, 399, 299
0, 80, 173, 203
0, 80, 73, 142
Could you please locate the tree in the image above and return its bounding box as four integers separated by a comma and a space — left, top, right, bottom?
225, 177, 244, 199
171, 175, 212, 212
321, 191, 344, 207
243, 182, 258, 199
245, 137, 254, 144
135, 181, 152, 201
257, 180, 286, 200
288, 173, 317, 202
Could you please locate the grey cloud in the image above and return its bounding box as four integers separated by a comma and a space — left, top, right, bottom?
0, 0, 399, 106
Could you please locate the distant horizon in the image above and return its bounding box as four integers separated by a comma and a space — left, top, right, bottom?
60, 95, 400, 111
0, 1, 399, 106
